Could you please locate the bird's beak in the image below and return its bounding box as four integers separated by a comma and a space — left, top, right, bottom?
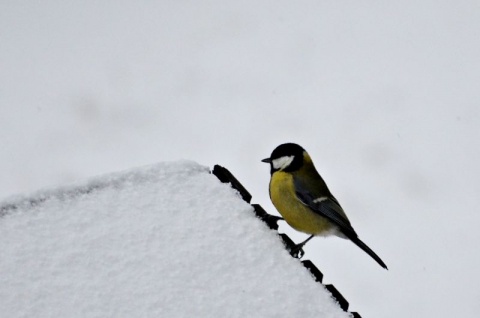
261, 158, 272, 163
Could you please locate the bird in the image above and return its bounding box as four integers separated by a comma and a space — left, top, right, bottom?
262, 143, 388, 269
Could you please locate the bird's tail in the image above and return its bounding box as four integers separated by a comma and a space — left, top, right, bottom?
350, 236, 388, 270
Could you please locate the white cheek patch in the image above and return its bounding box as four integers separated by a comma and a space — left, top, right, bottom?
272, 156, 294, 170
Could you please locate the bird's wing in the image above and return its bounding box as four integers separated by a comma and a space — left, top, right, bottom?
294, 176, 389, 269
293, 178, 357, 238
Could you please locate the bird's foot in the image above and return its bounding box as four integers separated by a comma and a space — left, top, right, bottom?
288, 244, 305, 259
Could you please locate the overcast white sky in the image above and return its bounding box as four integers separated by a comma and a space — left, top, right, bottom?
1, 1, 479, 317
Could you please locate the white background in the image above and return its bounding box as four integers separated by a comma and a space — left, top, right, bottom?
1, 1, 479, 317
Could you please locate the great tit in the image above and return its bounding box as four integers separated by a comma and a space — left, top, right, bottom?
262, 143, 388, 269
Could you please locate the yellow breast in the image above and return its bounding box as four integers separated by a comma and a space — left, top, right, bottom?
269, 171, 333, 236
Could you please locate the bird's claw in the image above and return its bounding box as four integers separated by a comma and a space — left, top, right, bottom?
288, 244, 305, 259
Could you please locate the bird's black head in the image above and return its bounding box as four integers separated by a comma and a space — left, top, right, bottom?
261, 143, 306, 174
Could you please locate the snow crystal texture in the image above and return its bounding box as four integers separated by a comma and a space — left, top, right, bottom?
0, 161, 349, 318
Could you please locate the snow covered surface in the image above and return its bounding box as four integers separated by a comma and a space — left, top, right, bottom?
0, 161, 350, 318
1, 1, 480, 317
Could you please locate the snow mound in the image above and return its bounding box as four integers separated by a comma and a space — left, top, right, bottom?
0, 161, 349, 318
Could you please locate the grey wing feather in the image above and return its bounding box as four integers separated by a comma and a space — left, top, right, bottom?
294, 178, 357, 238
294, 177, 389, 269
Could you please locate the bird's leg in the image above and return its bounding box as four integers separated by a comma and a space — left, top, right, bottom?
289, 235, 314, 258
297, 234, 315, 248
